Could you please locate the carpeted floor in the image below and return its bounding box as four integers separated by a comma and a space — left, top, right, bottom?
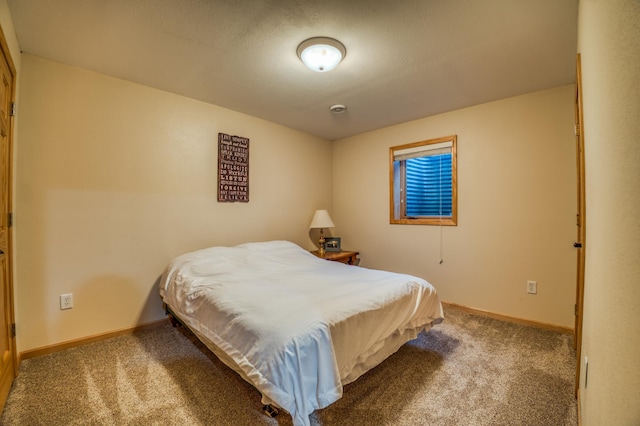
0, 307, 577, 425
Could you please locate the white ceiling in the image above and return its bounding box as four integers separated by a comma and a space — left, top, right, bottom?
7, 0, 578, 141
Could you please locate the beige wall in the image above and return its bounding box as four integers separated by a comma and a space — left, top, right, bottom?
578, 0, 640, 424
333, 85, 577, 328
15, 54, 332, 352
0, 0, 20, 67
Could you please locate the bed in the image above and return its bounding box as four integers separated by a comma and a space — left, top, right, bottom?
159, 240, 443, 426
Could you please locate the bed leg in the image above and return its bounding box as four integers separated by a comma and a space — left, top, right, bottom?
262, 404, 279, 418
168, 314, 181, 327
164, 305, 182, 328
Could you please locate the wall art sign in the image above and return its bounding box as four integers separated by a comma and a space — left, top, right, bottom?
217, 133, 249, 202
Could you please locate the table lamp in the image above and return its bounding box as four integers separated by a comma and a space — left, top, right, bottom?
309, 209, 335, 256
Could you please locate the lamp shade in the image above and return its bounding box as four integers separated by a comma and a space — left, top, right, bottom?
309, 210, 335, 229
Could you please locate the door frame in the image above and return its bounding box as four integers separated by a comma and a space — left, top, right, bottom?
0, 21, 17, 409
574, 53, 586, 397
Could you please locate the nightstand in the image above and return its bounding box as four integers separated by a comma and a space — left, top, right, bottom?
311, 250, 359, 265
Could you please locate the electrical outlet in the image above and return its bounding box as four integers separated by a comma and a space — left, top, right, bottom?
60, 293, 73, 310
527, 280, 537, 294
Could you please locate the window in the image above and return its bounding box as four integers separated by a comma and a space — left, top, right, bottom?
390, 135, 457, 225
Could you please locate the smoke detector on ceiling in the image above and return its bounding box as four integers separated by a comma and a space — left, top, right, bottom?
330, 104, 347, 113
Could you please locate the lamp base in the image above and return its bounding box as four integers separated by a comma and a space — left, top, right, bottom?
318, 230, 326, 256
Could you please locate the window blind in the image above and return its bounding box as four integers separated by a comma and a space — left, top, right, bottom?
405, 153, 453, 217
392, 141, 453, 161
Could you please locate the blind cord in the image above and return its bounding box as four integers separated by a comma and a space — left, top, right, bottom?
439, 156, 444, 264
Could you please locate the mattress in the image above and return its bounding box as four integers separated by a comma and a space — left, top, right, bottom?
159, 240, 443, 426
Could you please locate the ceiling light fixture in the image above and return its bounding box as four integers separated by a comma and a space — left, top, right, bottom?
297, 37, 346, 72
330, 104, 347, 113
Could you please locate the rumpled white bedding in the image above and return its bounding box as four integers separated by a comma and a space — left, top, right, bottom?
159, 240, 443, 426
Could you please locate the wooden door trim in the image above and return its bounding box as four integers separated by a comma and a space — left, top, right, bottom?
0, 19, 17, 391
574, 53, 586, 398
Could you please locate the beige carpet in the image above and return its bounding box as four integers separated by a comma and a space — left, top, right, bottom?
0, 307, 577, 425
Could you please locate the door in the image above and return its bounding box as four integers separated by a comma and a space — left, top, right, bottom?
573, 54, 586, 397
0, 25, 16, 409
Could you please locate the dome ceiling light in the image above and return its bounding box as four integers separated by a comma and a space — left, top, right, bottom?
297, 37, 346, 72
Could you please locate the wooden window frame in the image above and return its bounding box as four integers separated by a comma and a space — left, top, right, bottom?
389, 135, 458, 226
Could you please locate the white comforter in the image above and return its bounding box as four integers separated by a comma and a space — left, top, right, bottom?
159, 240, 443, 426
